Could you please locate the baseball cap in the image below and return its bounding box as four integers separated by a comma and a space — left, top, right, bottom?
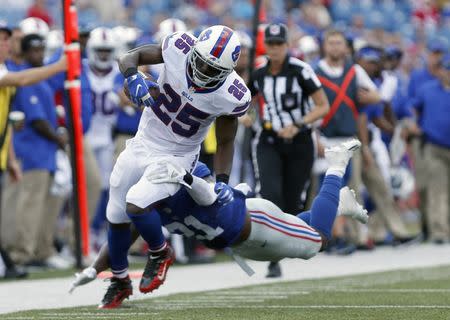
264, 23, 288, 44
21, 34, 45, 52
385, 45, 403, 60
427, 36, 448, 53
356, 46, 382, 62
0, 20, 12, 36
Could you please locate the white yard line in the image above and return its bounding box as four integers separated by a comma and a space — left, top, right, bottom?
1, 243, 450, 314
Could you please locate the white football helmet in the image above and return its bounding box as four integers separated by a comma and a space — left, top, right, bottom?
112, 26, 142, 57
19, 17, 49, 38
235, 30, 252, 49
155, 18, 187, 43
188, 25, 241, 89
45, 29, 63, 60
298, 35, 319, 62
86, 27, 117, 71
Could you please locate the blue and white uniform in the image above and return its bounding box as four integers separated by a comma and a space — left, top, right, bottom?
85, 61, 124, 188
155, 163, 322, 261
107, 30, 251, 223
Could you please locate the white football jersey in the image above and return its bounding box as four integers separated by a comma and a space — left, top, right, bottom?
85, 60, 122, 148
135, 32, 251, 155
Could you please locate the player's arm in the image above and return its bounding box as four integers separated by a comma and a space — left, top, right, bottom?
299, 88, 329, 126
355, 65, 381, 105
0, 56, 66, 87
31, 120, 66, 149
118, 44, 164, 76
372, 115, 394, 135
295, 64, 329, 127
214, 115, 238, 183
118, 45, 162, 107
357, 113, 374, 167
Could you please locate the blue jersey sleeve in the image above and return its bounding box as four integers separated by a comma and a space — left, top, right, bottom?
362, 103, 383, 122
80, 70, 93, 133
114, 73, 125, 94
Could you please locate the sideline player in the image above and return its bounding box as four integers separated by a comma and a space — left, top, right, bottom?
102, 26, 251, 307
84, 27, 124, 246
71, 139, 368, 308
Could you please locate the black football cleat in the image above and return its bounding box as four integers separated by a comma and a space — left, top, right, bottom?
98, 276, 132, 309
139, 245, 175, 293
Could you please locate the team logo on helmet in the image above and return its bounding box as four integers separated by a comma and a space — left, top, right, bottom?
232, 45, 241, 62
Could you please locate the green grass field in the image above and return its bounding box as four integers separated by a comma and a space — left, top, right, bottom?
4, 265, 450, 320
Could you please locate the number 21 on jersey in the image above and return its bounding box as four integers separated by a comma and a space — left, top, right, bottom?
165, 215, 224, 241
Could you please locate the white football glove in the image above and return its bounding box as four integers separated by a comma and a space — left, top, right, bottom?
69, 267, 97, 293
147, 161, 192, 189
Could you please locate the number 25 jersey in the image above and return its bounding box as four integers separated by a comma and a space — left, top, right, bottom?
134, 32, 251, 155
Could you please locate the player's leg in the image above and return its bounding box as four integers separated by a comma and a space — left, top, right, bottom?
299, 139, 362, 248
235, 197, 323, 261
125, 154, 197, 293
98, 142, 144, 309
234, 139, 362, 261
91, 145, 114, 243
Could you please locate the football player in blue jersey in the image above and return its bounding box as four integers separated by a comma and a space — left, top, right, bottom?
71, 139, 368, 309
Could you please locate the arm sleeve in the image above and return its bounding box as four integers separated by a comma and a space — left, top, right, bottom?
161, 31, 194, 62
297, 64, 322, 95
186, 175, 218, 206
248, 72, 259, 96
230, 98, 251, 117
0, 64, 8, 80
362, 103, 383, 122
80, 71, 93, 133
355, 64, 377, 90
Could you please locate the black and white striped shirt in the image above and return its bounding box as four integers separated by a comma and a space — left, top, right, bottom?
249, 55, 322, 132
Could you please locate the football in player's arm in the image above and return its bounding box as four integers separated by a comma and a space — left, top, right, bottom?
118, 40, 240, 183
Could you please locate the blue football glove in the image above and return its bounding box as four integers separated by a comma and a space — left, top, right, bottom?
214, 182, 234, 206
126, 73, 156, 108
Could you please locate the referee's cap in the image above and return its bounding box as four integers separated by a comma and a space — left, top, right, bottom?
264, 23, 288, 44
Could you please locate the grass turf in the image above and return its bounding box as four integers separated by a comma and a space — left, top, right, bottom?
3, 265, 450, 320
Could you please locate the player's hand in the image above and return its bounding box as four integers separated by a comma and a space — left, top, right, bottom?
238, 114, 254, 128
147, 161, 192, 189
7, 158, 22, 183
277, 125, 299, 139
55, 54, 67, 72
126, 73, 155, 108
69, 267, 97, 293
362, 145, 374, 168
214, 182, 234, 206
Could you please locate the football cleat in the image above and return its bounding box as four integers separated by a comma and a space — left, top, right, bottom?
325, 139, 361, 172
69, 266, 97, 293
98, 276, 133, 309
139, 245, 175, 293
337, 187, 369, 224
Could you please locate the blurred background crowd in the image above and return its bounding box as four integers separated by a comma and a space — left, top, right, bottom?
0, 0, 449, 279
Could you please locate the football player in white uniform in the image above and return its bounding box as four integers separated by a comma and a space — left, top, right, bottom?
98, 26, 250, 308
84, 27, 124, 245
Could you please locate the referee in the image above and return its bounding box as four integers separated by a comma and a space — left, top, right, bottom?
249, 23, 329, 278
